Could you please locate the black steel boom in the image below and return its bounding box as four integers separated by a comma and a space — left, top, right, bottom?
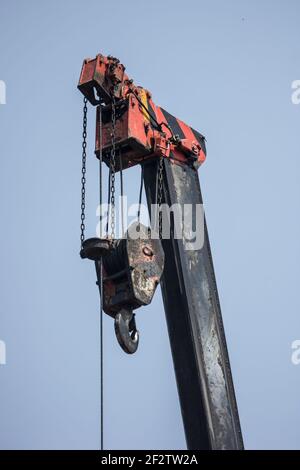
143, 159, 243, 450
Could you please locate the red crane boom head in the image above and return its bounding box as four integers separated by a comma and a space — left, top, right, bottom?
78, 53, 206, 171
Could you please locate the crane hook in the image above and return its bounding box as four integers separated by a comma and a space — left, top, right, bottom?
114, 309, 139, 354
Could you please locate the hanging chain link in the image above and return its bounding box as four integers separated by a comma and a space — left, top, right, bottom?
157, 156, 164, 239
110, 96, 116, 240
80, 97, 88, 247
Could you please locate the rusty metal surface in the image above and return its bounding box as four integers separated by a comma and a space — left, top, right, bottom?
95, 222, 164, 318
127, 223, 164, 307
78, 53, 206, 170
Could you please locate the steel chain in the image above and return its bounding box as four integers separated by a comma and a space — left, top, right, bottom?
157, 156, 164, 239
80, 97, 88, 246
110, 96, 116, 239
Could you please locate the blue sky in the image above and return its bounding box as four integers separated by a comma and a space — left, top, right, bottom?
0, 0, 300, 449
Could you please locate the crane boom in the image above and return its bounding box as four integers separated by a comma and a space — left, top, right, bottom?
78, 53, 244, 450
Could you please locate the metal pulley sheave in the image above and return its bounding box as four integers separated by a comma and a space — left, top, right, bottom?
80, 222, 164, 353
